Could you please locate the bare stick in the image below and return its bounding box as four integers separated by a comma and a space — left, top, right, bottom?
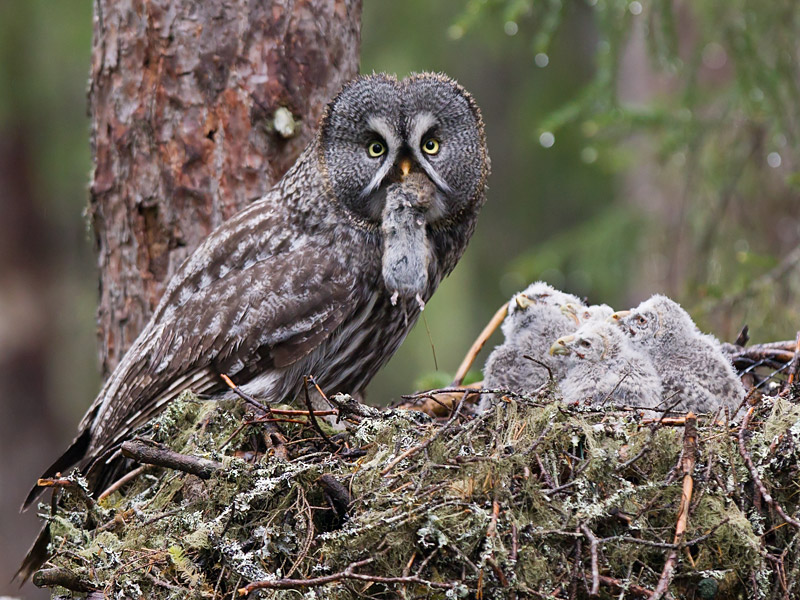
97, 466, 148, 502
523, 355, 554, 381
596, 575, 653, 598
221, 373, 271, 413
486, 556, 509, 587
738, 406, 800, 529
266, 408, 338, 417
120, 439, 222, 479
787, 331, 800, 386
541, 458, 592, 495
36, 477, 96, 510
580, 523, 600, 596
222, 373, 289, 458
381, 391, 470, 476
317, 474, 351, 519
452, 302, 508, 385
237, 557, 460, 594
651, 412, 697, 600
33, 568, 97, 592
303, 376, 340, 451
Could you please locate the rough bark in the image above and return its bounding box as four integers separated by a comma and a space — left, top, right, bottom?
89, 0, 362, 377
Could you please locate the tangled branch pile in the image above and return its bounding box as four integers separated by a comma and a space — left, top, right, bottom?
34, 354, 800, 599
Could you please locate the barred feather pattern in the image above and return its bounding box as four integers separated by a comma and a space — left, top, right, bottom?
25, 72, 490, 509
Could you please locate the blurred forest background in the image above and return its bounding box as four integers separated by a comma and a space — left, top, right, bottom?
1, 0, 797, 596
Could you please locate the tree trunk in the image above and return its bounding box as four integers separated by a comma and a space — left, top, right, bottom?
89, 0, 362, 377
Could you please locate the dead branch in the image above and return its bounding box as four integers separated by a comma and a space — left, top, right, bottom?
33, 568, 98, 592
787, 331, 800, 386
221, 373, 271, 413
222, 372, 289, 458
381, 390, 472, 476
303, 376, 340, 451
237, 557, 461, 594
36, 477, 96, 510
317, 474, 351, 519
453, 301, 509, 385
737, 406, 800, 529
597, 574, 653, 598
651, 412, 697, 600
97, 466, 149, 502
120, 439, 222, 479
579, 523, 600, 596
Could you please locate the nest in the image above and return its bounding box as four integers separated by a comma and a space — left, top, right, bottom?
32, 340, 800, 600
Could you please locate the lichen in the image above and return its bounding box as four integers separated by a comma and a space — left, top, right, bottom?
38, 386, 800, 599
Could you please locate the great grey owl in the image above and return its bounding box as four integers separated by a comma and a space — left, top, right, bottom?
20, 73, 489, 576
479, 282, 583, 411
549, 320, 662, 408
610, 295, 745, 414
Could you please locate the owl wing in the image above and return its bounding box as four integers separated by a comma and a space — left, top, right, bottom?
90, 240, 359, 453
24, 199, 362, 510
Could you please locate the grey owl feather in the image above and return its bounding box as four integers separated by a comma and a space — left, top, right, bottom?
549, 320, 662, 408
480, 282, 584, 411
18, 72, 490, 581
610, 294, 745, 414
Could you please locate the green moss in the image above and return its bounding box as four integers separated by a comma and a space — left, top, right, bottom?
38, 389, 800, 599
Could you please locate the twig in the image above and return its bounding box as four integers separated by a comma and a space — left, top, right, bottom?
36, 477, 96, 510
787, 331, 800, 386
487, 499, 500, 538
597, 574, 653, 598
33, 568, 97, 592
534, 454, 557, 489
263, 408, 338, 417
600, 517, 731, 550
541, 458, 592, 495
303, 376, 340, 451
511, 523, 519, 561
651, 412, 698, 600
145, 573, 187, 592
237, 557, 460, 594
737, 406, 800, 529
523, 355, 554, 381
221, 373, 270, 413
580, 523, 600, 596
452, 302, 508, 385
523, 421, 554, 456
381, 391, 470, 476
317, 474, 351, 519
97, 466, 148, 502
569, 535, 583, 600
485, 556, 509, 587
120, 439, 222, 479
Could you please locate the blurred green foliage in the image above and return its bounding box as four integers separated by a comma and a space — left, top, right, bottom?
1, 0, 797, 403
366, 0, 799, 398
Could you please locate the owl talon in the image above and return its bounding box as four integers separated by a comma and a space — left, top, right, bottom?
416, 294, 426, 312
390, 291, 399, 306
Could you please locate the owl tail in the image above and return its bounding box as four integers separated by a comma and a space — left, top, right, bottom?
21, 427, 91, 512
14, 523, 51, 585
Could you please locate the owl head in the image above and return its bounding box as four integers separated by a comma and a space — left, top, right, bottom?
318, 73, 489, 302
549, 321, 622, 363
610, 294, 693, 348
561, 302, 614, 326
501, 281, 583, 338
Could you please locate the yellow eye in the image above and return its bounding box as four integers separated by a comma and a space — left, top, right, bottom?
367, 140, 386, 158
422, 138, 440, 155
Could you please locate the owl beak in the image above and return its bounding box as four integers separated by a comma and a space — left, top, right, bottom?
399, 157, 412, 177
515, 294, 534, 310
561, 303, 581, 325
609, 310, 630, 323
549, 336, 573, 356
